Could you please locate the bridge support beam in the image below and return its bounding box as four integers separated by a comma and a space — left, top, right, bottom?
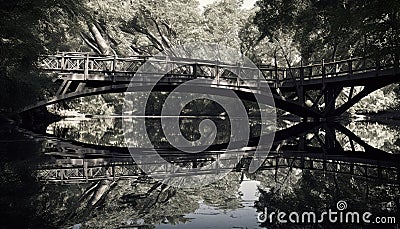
323, 87, 341, 118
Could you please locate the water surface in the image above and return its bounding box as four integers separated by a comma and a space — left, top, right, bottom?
0, 117, 399, 228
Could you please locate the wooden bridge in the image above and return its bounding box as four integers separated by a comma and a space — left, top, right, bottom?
24, 52, 400, 118
35, 151, 400, 185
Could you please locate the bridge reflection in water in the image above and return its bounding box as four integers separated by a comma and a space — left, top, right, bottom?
35, 122, 400, 185
0, 119, 390, 228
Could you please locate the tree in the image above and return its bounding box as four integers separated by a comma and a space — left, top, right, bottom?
82, 0, 203, 56
254, 0, 400, 62
202, 0, 248, 49
0, 0, 85, 111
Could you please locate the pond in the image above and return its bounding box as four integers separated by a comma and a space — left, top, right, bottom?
0, 116, 399, 228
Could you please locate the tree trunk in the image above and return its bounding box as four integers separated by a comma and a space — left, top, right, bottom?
88, 22, 113, 55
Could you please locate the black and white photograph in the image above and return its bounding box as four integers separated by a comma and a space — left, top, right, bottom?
0, 0, 399, 228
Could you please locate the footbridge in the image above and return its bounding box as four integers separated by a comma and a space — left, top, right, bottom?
23, 53, 400, 118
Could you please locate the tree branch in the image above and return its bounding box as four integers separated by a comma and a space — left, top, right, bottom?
150, 17, 172, 49
80, 32, 102, 54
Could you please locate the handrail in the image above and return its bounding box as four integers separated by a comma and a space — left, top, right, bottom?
38, 53, 400, 83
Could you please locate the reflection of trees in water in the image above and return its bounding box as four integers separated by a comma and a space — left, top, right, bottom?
47, 117, 277, 148
33, 158, 399, 228
10, 119, 400, 227
47, 118, 124, 147
32, 172, 243, 228
253, 167, 399, 227
46, 91, 280, 148
346, 122, 400, 153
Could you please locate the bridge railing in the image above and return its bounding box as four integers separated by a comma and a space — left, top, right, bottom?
39, 53, 150, 73
34, 153, 399, 183
39, 53, 399, 86
39, 53, 283, 86
278, 54, 399, 83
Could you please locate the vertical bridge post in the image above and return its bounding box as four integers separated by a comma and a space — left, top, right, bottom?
215, 60, 220, 85
84, 53, 89, 81
112, 54, 117, 82
236, 62, 241, 87
274, 59, 279, 88
61, 52, 65, 70
299, 60, 305, 105
321, 59, 326, 89
348, 59, 353, 76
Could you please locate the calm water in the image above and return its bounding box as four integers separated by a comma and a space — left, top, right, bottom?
0, 117, 399, 228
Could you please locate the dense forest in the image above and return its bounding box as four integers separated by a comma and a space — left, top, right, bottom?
1, 0, 400, 114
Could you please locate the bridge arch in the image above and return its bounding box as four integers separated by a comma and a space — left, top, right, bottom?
21, 81, 322, 118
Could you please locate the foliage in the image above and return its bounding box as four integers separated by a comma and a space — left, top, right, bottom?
83, 0, 203, 55
254, 169, 399, 227
254, 0, 400, 62
345, 121, 400, 153
0, 0, 86, 111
